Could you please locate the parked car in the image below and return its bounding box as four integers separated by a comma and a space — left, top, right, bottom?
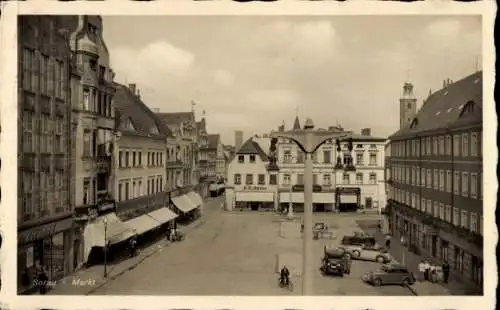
339, 244, 392, 263
341, 232, 376, 246
320, 247, 351, 276
362, 264, 416, 286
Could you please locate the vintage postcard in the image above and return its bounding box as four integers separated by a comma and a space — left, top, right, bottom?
0, 1, 496, 310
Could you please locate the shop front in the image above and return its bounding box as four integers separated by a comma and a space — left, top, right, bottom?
171, 189, 202, 224
235, 188, 275, 211
18, 214, 74, 293
279, 185, 334, 212
335, 187, 361, 212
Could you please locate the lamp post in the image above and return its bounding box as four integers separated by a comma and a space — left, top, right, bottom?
103, 217, 108, 278
271, 119, 351, 295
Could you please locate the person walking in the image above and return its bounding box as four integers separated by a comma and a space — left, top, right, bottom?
385, 234, 392, 249
442, 261, 451, 284
417, 260, 427, 282
423, 259, 431, 281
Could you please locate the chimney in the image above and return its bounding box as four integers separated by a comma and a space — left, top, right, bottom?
128, 83, 136, 94
361, 128, 371, 136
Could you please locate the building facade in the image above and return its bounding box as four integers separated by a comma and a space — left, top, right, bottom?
18, 16, 75, 291
196, 118, 210, 199
225, 137, 277, 211
113, 83, 169, 220
66, 15, 119, 271
385, 71, 483, 293
276, 117, 386, 213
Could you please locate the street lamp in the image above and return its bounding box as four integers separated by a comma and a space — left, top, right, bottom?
103, 217, 108, 278
271, 118, 351, 295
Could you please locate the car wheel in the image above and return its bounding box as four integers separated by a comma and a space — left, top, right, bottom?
402, 277, 411, 286
376, 256, 385, 263
373, 278, 382, 286
353, 250, 360, 258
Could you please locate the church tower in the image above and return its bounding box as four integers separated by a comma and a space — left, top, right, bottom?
399, 81, 417, 129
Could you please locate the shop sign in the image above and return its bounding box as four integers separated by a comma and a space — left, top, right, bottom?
19, 218, 72, 245
336, 187, 361, 194
243, 185, 268, 191
292, 184, 322, 192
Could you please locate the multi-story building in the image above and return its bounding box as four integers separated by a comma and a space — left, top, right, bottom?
113, 83, 173, 220
276, 117, 386, 213
17, 16, 75, 290
385, 71, 483, 293
156, 111, 203, 217
225, 137, 277, 211
210, 134, 226, 181
196, 118, 210, 199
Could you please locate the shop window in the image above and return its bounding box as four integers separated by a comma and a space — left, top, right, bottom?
258, 174, 265, 185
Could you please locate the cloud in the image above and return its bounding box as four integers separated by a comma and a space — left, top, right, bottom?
213, 69, 234, 87
246, 89, 301, 111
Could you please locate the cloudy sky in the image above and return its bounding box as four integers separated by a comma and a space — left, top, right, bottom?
102, 15, 482, 145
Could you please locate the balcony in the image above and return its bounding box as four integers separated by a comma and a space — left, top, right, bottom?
96, 156, 111, 172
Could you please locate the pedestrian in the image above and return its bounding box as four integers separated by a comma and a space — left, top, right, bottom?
417, 260, 427, 282
423, 259, 431, 281
400, 235, 406, 247
129, 237, 137, 257
442, 261, 451, 284
385, 234, 391, 249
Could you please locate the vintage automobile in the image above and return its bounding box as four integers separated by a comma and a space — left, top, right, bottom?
341, 232, 376, 246
339, 244, 392, 263
361, 263, 416, 286
320, 247, 351, 277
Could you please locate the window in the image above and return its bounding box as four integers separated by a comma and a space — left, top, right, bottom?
445, 205, 451, 222
453, 135, 460, 156
462, 133, 469, 156
283, 149, 292, 163
369, 173, 377, 184
296, 151, 304, 163
323, 150, 331, 164
470, 173, 478, 198
470, 213, 477, 232
323, 174, 331, 185
269, 174, 277, 185
462, 172, 469, 196
439, 170, 444, 191
356, 173, 363, 184
343, 173, 350, 184
461, 210, 468, 228
433, 169, 438, 190
369, 153, 377, 166
405, 167, 410, 184
83, 130, 91, 157
421, 168, 425, 186
439, 203, 445, 220
356, 152, 363, 165
283, 174, 291, 185
83, 179, 90, 205
426, 137, 431, 155
454, 171, 460, 194
297, 174, 304, 185
313, 174, 318, 185
426, 200, 432, 214
471, 132, 478, 156
433, 137, 438, 155
438, 136, 444, 155
433, 201, 439, 218
426, 169, 431, 188
422, 138, 426, 155
238, 155, 244, 163
453, 207, 460, 226
421, 197, 426, 212
446, 170, 452, 192
445, 135, 451, 155
249, 155, 256, 163
258, 174, 265, 185
234, 174, 241, 185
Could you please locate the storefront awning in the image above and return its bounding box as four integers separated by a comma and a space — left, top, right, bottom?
148, 207, 178, 224
235, 191, 274, 202
172, 195, 198, 213
186, 191, 203, 206
83, 213, 137, 262
124, 214, 161, 235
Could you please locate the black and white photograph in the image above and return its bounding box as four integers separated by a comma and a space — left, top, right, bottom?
11, 13, 489, 298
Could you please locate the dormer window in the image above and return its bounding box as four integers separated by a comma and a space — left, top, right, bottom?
150, 125, 159, 134
410, 118, 418, 129
123, 117, 136, 131
459, 101, 476, 117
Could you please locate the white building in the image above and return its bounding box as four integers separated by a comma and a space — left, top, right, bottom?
225, 137, 277, 211
276, 118, 387, 212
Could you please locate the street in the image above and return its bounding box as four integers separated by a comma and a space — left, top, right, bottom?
93, 205, 413, 296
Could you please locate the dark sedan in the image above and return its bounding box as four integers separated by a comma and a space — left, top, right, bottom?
362, 264, 416, 286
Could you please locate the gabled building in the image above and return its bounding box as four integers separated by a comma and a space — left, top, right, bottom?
225, 137, 277, 211
385, 71, 483, 293
196, 118, 210, 199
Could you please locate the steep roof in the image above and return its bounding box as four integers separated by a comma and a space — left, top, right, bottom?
207, 134, 220, 149
237, 138, 268, 161
293, 116, 301, 130
391, 71, 482, 140
113, 84, 172, 138
156, 111, 195, 127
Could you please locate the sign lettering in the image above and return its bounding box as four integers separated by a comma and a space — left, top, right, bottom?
292, 184, 322, 192
243, 185, 268, 191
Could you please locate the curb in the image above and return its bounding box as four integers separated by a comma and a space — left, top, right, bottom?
406, 284, 419, 296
